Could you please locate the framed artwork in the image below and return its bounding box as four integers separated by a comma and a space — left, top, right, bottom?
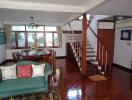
0, 32, 6, 44
121, 30, 131, 40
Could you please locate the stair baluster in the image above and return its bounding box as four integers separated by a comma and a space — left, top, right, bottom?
68, 23, 82, 70
105, 50, 108, 74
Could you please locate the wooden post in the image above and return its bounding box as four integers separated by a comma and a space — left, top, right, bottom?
82, 13, 87, 74
81, 78, 87, 100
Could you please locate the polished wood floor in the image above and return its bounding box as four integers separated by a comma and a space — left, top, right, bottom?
54, 58, 132, 100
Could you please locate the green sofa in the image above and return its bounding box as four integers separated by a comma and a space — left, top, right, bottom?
0, 61, 52, 98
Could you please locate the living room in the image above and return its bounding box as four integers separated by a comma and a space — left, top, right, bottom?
1, 0, 132, 100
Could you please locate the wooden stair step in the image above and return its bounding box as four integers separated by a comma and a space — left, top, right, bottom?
86, 47, 94, 49
86, 43, 92, 45
86, 51, 96, 53
90, 61, 98, 65
86, 58, 97, 61
86, 55, 97, 58
86, 56, 96, 58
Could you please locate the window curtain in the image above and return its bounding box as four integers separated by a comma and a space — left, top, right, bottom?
4, 24, 11, 49
57, 26, 62, 47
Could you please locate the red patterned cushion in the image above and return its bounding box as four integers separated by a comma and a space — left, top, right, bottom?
17, 65, 32, 78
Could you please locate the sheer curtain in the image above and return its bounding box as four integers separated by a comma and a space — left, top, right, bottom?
4, 24, 11, 49
57, 26, 62, 47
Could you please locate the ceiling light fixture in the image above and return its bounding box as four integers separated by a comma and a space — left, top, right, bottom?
28, 16, 41, 28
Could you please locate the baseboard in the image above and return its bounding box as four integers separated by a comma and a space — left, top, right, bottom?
6, 59, 14, 62
113, 63, 132, 73
0, 59, 14, 65
0, 60, 7, 65
56, 56, 66, 59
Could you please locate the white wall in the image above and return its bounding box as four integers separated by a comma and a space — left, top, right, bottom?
52, 34, 66, 57
0, 45, 6, 63
98, 22, 114, 29
0, 21, 6, 64
114, 19, 132, 69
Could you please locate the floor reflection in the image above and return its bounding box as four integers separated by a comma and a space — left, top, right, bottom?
54, 59, 132, 100
67, 88, 82, 100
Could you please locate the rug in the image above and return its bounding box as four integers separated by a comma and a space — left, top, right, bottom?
2, 88, 60, 100
89, 75, 107, 82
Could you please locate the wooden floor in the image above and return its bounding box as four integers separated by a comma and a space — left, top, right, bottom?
54, 58, 132, 100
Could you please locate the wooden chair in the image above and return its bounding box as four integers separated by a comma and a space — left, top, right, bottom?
12, 52, 24, 63
12, 52, 17, 63
15, 52, 20, 59
48, 49, 56, 74
41, 49, 56, 72
47, 49, 57, 83
42, 54, 50, 63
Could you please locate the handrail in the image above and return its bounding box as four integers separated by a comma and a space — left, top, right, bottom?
68, 22, 82, 68
68, 22, 80, 43
68, 22, 82, 52
88, 26, 109, 51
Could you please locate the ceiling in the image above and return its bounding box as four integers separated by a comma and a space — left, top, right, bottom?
88, 0, 132, 16
0, 0, 106, 26
0, 9, 79, 26
11, 0, 92, 6
1, 0, 132, 26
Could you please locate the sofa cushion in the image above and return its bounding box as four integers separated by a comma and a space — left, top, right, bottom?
16, 61, 53, 76
0, 77, 46, 93
17, 65, 32, 78
0, 64, 17, 80
32, 64, 45, 77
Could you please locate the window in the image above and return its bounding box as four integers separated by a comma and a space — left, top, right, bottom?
12, 26, 25, 31
45, 26, 57, 31
17, 32, 26, 47
46, 33, 53, 46
10, 25, 59, 49
54, 33, 59, 46
28, 32, 35, 47
10, 32, 16, 48
26, 26, 44, 31
37, 33, 44, 47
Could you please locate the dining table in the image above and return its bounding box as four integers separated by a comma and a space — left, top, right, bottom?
19, 50, 50, 61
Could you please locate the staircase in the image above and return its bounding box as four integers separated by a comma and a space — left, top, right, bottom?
66, 31, 109, 76
86, 41, 97, 64
66, 33, 98, 65
65, 15, 111, 77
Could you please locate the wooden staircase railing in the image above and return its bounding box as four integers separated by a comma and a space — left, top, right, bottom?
68, 23, 82, 70
67, 13, 90, 74
88, 25, 111, 76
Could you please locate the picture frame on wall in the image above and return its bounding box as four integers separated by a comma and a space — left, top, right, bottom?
121, 30, 131, 40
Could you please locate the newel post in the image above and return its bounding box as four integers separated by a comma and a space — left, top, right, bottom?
82, 13, 87, 74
